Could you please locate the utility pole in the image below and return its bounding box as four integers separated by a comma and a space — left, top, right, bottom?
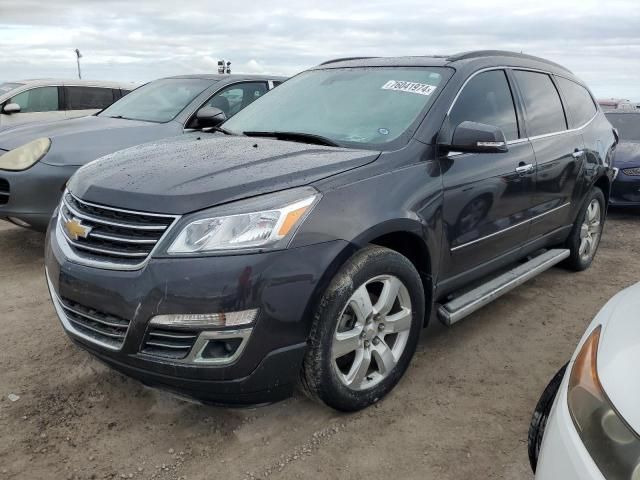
75, 49, 82, 79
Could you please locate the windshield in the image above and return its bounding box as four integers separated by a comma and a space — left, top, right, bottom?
0, 83, 24, 96
607, 113, 640, 141
99, 78, 214, 123
223, 67, 450, 148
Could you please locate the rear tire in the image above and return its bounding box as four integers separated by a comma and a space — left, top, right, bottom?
301, 245, 425, 412
564, 187, 605, 271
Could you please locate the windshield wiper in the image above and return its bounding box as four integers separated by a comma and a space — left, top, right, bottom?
106, 115, 136, 121
242, 131, 340, 147
206, 125, 234, 135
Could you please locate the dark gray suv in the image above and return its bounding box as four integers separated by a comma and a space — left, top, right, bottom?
45, 51, 616, 411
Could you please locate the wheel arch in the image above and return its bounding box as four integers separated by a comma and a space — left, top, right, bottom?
354, 220, 435, 327
593, 174, 611, 208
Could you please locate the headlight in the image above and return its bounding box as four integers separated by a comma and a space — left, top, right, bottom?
0, 137, 51, 171
622, 167, 640, 177
167, 187, 319, 254
568, 326, 640, 479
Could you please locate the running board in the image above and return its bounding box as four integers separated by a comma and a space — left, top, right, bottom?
437, 249, 570, 326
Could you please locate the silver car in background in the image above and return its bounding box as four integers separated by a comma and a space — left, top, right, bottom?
0, 79, 134, 129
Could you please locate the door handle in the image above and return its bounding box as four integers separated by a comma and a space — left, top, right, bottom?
515, 163, 534, 174
572, 150, 585, 158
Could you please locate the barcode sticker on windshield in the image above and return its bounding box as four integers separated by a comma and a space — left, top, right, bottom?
381, 80, 437, 96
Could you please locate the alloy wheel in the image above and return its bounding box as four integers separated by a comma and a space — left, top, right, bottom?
579, 199, 602, 263
331, 275, 412, 391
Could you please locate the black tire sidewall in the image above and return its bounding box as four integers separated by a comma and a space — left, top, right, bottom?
528, 364, 568, 472
302, 246, 425, 412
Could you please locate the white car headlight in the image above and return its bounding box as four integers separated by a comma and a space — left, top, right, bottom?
167, 188, 319, 254
0, 137, 51, 171
568, 325, 640, 478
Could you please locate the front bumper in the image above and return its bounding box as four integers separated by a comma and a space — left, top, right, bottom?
610, 168, 640, 206
535, 370, 604, 479
45, 216, 352, 405
0, 161, 78, 231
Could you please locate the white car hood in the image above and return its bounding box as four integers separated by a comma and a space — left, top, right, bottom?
597, 282, 640, 432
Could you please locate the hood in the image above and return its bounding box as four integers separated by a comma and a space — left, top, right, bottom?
596, 282, 640, 432
0, 115, 179, 166
613, 141, 640, 169
68, 133, 380, 214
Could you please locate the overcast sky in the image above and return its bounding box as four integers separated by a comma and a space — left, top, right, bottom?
1, 0, 638, 100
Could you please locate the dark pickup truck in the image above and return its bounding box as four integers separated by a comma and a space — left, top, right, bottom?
45, 51, 616, 411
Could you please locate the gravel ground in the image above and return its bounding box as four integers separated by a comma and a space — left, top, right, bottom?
1, 209, 638, 480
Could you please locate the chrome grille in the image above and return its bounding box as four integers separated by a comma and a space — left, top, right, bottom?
58, 297, 130, 349
59, 192, 178, 269
142, 327, 199, 360
0, 178, 9, 205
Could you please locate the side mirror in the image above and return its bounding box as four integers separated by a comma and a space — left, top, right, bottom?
2, 103, 20, 114
447, 121, 508, 154
196, 106, 226, 128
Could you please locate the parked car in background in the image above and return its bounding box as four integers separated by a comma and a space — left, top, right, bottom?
598, 98, 637, 112
45, 51, 615, 411
0, 74, 284, 230
605, 111, 640, 206
529, 282, 640, 479
0, 79, 133, 129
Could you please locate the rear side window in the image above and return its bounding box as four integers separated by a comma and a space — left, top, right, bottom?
10, 86, 59, 113
556, 77, 597, 128
513, 70, 567, 137
65, 87, 114, 110
449, 70, 519, 141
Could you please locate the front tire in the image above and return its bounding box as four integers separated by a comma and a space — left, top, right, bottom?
528, 364, 568, 472
564, 187, 606, 271
301, 246, 425, 411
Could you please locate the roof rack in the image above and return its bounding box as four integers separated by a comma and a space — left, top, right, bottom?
446, 50, 572, 73
319, 57, 377, 66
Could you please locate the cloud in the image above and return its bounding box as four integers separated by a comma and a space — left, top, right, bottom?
0, 0, 639, 99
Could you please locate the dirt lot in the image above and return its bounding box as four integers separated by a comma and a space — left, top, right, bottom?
1, 211, 638, 480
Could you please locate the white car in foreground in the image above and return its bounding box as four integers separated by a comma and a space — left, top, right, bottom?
529, 282, 640, 479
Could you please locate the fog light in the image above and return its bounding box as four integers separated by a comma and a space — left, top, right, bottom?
150, 309, 258, 328
201, 338, 243, 359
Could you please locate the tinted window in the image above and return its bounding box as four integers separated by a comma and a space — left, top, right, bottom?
449, 70, 519, 141
206, 82, 268, 118
556, 77, 597, 128
606, 113, 640, 141
513, 70, 566, 137
66, 87, 114, 110
224, 67, 449, 148
10, 87, 59, 113
99, 78, 213, 123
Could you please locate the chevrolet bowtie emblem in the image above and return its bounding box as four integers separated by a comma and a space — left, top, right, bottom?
64, 217, 92, 241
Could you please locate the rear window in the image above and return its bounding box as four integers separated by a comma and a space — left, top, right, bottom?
66, 87, 114, 110
513, 70, 567, 137
556, 77, 597, 128
606, 113, 640, 142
